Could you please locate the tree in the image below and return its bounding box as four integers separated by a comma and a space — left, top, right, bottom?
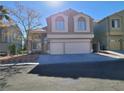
0, 5, 16, 43
0, 5, 15, 27
0, 5, 10, 24
9, 2, 42, 53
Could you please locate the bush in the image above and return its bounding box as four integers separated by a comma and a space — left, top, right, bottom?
17, 48, 22, 54
8, 44, 16, 55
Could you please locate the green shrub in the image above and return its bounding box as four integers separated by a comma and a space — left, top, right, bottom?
17, 48, 22, 54
8, 44, 16, 55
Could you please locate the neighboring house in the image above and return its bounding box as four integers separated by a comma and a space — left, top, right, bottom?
46, 9, 94, 54
0, 25, 22, 54
94, 10, 124, 50
28, 28, 47, 54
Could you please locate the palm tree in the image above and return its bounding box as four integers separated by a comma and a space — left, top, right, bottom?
0, 5, 11, 26
0, 5, 11, 41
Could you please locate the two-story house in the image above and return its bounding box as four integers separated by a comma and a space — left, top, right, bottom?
46, 9, 94, 54
94, 10, 124, 50
0, 25, 22, 54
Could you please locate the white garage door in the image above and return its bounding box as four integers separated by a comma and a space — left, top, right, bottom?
50, 43, 64, 54
50, 42, 91, 54
65, 42, 90, 54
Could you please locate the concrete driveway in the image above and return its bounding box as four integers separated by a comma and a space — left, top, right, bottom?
2, 63, 124, 91
1, 52, 124, 90
38, 53, 117, 65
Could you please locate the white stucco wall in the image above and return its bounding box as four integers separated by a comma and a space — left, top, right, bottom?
47, 34, 94, 39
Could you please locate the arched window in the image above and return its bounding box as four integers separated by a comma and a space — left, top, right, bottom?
78, 17, 86, 31
55, 16, 64, 31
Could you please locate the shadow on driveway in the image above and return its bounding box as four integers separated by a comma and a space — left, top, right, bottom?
29, 59, 124, 80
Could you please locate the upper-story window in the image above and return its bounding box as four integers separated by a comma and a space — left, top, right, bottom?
55, 16, 65, 31
77, 17, 86, 31
112, 19, 120, 28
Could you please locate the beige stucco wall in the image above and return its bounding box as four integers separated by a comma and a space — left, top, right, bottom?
47, 9, 93, 34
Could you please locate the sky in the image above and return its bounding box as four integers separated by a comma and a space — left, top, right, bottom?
1, 1, 124, 27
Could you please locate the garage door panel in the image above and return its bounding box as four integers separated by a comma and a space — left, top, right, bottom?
50, 43, 64, 54
65, 42, 90, 54
50, 41, 91, 54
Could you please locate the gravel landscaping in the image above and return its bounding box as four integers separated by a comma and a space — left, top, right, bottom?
0, 64, 35, 90
0, 54, 39, 64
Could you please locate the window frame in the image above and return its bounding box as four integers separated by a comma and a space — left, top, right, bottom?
77, 17, 87, 32
55, 16, 65, 31
111, 19, 120, 29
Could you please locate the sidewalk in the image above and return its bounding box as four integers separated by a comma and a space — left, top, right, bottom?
99, 50, 124, 58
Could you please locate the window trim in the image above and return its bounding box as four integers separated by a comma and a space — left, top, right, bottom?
55, 16, 65, 31
76, 17, 87, 32
111, 19, 121, 29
